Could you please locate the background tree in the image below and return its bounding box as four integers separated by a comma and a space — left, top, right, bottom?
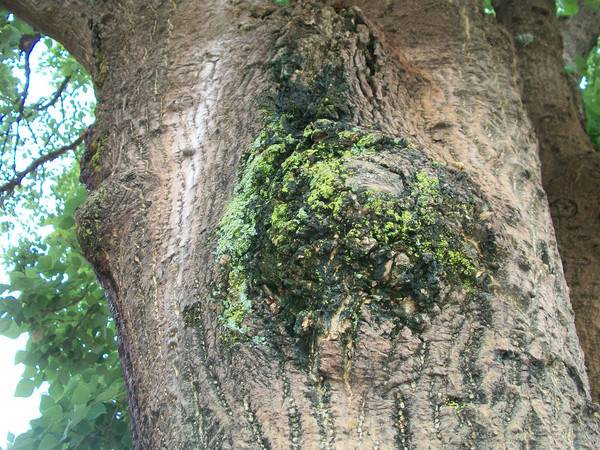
1, 0, 600, 448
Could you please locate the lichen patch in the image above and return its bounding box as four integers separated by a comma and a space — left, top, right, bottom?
214, 118, 494, 345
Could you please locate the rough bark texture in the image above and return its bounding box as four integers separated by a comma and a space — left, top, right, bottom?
496, 0, 600, 404
6, 0, 600, 448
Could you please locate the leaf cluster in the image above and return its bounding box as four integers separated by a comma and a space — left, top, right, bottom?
0, 9, 93, 220
0, 167, 131, 450
556, 0, 600, 16
570, 42, 600, 148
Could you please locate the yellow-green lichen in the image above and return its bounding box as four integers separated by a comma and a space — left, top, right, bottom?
214, 118, 491, 342
444, 399, 465, 412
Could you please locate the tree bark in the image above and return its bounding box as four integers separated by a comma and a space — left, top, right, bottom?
7, 0, 600, 448
559, 0, 600, 67
495, 0, 600, 404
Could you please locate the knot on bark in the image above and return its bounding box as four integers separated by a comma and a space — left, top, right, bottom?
214, 119, 497, 349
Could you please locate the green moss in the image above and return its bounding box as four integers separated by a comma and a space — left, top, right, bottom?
75, 184, 112, 264
214, 118, 489, 342
94, 53, 110, 89
221, 277, 252, 338
211, 28, 493, 344
89, 134, 108, 172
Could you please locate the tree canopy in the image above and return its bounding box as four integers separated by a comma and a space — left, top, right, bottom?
0, 0, 598, 448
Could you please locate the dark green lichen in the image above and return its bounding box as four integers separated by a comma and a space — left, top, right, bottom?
214, 118, 490, 343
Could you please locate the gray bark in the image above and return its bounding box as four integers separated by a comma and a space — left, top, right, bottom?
496, 0, 600, 404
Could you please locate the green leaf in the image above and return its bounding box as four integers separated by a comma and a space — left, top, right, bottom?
556, 0, 579, 16
14, 378, 35, 397
58, 215, 75, 230
40, 394, 56, 412
8, 271, 27, 289
71, 404, 90, 427
42, 405, 63, 423
576, 55, 587, 74
483, 0, 495, 15
72, 383, 91, 405
63, 196, 82, 216
22, 365, 36, 378
86, 402, 106, 420
38, 255, 54, 271
14, 350, 27, 364
48, 381, 64, 399
38, 433, 60, 450
565, 63, 578, 74
0, 316, 12, 333
69, 254, 82, 270
11, 436, 36, 450
2, 321, 23, 339
95, 382, 119, 403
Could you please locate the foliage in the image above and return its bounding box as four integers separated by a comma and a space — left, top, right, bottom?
569, 41, 600, 148
0, 9, 93, 225
0, 9, 129, 450
483, 0, 495, 15
556, 0, 581, 16
557, 0, 600, 16
560, 0, 600, 149
482, 0, 600, 149
0, 166, 131, 450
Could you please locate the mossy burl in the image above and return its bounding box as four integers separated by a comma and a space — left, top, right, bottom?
215, 118, 483, 343
214, 5, 488, 343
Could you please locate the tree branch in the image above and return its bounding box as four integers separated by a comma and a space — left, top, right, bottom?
33, 76, 71, 112
10, 36, 37, 173
560, 0, 600, 65
0, 0, 96, 75
0, 128, 89, 204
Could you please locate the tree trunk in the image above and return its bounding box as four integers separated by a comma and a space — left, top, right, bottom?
495, 0, 600, 405
4, 0, 600, 448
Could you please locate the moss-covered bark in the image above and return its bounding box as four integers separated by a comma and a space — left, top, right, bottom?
215, 118, 496, 351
